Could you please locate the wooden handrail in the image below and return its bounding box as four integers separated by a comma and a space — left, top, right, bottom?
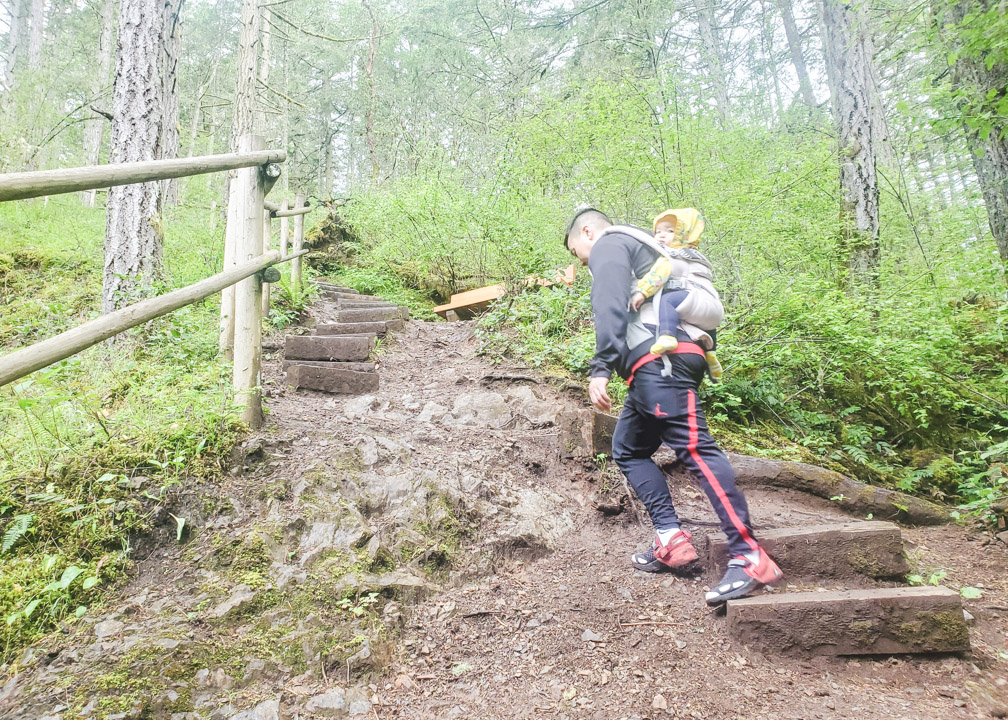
0, 249, 306, 388
0, 150, 287, 202
272, 205, 313, 218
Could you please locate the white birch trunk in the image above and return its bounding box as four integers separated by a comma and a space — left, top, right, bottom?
103, 0, 164, 315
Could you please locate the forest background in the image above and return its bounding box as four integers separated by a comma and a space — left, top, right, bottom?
0, 0, 1006, 660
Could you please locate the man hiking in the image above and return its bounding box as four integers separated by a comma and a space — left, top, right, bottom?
564, 207, 782, 605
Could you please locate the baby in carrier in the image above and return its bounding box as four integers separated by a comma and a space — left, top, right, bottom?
628, 208, 724, 381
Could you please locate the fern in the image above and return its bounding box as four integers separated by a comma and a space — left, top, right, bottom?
1, 514, 34, 554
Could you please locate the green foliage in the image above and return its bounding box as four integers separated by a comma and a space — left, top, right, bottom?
0, 198, 244, 661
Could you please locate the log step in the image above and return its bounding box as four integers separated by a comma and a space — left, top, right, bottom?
281, 360, 375, 373
286, 363, 379, 394
705, 521, 909, 581
315, 282, 358, 294
314, 320, 403, 336
336, 307, 408, 323
327, 293, 387, 303
285, 334, 374, 362
337, 300, 399, 310
726, 586, 969, 656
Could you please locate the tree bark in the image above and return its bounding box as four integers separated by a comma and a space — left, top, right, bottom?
2, 0, 25, 90
820, 0, 880, 291
103, 0, 165, 315
776, 0, 816, 110
26, 0, 43, 67
362, 0, 381, 179
81, 0, 116, 207
255, 5, 270, 133
695, 0, 729, 128
159, 0, 183, 206
220, 0, 259, 355
940, 0, 1008, 266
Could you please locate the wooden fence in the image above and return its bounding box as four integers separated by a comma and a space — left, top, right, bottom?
0, 134, 317, 429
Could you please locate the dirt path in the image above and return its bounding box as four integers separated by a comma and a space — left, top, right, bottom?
1, 311, 1006, 720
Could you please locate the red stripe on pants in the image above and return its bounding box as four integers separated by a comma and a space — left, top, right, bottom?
686, 389, 759, 553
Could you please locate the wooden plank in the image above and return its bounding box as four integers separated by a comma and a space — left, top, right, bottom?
272, 204, 312, 218
281, 360, 375, 373
285, 335, 374, 362
337, 307, 406, 323
0, 251, 283, 388
705, 522, 909, 580
314, 321, 390, 337
726, 587, 969, 656
286, 364, 379, 394
0, 150, 286, 202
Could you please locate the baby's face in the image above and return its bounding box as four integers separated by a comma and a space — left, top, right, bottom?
654, 220, 676, 245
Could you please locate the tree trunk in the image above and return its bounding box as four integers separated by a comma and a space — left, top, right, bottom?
26, 0, 43, 67
777, 0, 816, 110
760, 0, 786, 122
940, 0, 1008, 266
159, 0, 183, 206
695, 0, 729, 128
81, 0, 116, 207
255, 6, 270, 133
362, 0, 380, 179
220, 0, 259, 356
820, 0, 880, 291
3, 0, 25, 90
103, 0, 164, 315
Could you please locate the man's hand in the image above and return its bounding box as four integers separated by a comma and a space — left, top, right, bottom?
629, 291, 646, 312
589, 376, 612, 412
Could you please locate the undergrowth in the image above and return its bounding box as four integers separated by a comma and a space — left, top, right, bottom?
0, 192, 311, 663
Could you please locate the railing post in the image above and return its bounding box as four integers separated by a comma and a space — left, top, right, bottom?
292, 192, 305, 291
232, 134, 266, 429
261, 208, 272, 316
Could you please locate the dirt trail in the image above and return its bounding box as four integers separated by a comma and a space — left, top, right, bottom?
1, 308, 1006, 720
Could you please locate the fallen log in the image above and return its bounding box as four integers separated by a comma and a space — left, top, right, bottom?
660, 454, 948, 526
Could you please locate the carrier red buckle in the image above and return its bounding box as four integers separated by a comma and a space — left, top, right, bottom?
626, 342, 706, 386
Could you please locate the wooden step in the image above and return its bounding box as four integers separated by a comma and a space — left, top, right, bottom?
705, 521, 909, 580
284, 335, 374, 362
726, 586, 969, 656
337, 300, 398, 310
315, 282, 358, 294
281, 359, 375, 373
314, 320, 402, 336
328, 293, 387, 303
286, 364, 379, 394
336, 307, 407, 323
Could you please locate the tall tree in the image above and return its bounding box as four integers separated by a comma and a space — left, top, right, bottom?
160, 0, 183, 205
26, 0, 43, 67
936, 0, 1008, 266
695, 0, 730, 127
81, 0, 116, 206
820, 0, 881, 290
103, 0, 165, 314
776, 0, 817, 110
2, 0, 26, 90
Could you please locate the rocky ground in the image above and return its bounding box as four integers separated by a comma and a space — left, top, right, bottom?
1, 310, 1006, 720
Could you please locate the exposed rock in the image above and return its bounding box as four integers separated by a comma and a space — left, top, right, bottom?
94, 619, 124, 639
996, 530, 1008, 545
297, 511, 369, 566
305, 690, 347, 717
227, 699, 279, 720
581, 629, 604, 643
211, 585, 256, 619
492, 487, 573, 555
505, 385, 563, 426
447, 391, 511, 428
417, 402, 446, 423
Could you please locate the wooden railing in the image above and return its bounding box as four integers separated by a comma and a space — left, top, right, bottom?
0, 133, 317, 429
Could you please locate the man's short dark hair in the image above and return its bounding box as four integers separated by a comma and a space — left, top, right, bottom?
563, 207, 612, 251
